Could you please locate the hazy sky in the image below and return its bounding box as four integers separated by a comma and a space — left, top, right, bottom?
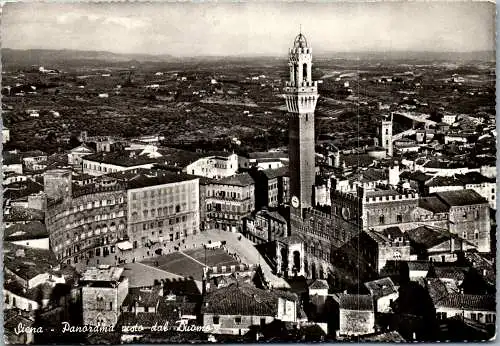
2, 2, 495, 56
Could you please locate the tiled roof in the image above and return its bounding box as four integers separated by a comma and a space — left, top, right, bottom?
418, 197, 450, 214
212, 173, 254, 187
364, 229, 391, 244
340, 153, 376, 168
435, 189, 488, 207
406, 261, 431, 272
4, 207, 44, 223
426, 278, 449, 304
382, 226, 404, 239
431, 266, 469, 282
4, 309, 35, 334
126, 170, 199, 190
455, 172, 495, 185
406, 226, 449, 249
337, 294, 373, 311
201, 283, 297, 316
3, 242, 57, 280
308, 279, 329, 290
83, 150, 161, 167
248, 151, 288, 160
4, 221, 48, 241
3, 180, 44, 201
364, 278, 397, 299
261, 166, 289, 180
4, 274, 54, 301
426, 175, 462, 187
435, 294, 495, 312
353, 168, 387, 183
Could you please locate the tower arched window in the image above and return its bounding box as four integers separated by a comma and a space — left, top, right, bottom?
303, 63, 308, 82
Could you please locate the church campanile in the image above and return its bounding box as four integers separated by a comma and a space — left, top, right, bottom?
284, 32, 318, 217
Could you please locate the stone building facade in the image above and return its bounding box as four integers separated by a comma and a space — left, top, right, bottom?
127, 175, 200, 249
81, 266, 129, 327
46, 185, 127, 266
205, 173, 255, 232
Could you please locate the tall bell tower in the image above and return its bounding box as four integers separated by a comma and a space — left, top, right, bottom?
284, 32, 318, 217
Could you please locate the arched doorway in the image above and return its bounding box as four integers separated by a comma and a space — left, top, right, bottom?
311, 262, 317, 280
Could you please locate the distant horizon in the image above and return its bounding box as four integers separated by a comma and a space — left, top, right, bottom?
2, 46, 496, 60
2, 2, 495, 57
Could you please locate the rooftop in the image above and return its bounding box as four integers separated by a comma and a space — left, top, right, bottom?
247, 151, 288, 160
98, 168, 199, 190
406, 226, 452, 250
435, 189, 488, 207
3, 180, 44, 201
382, 226, 404, 239
81, 266, 124, 282
4, 207, 44, 223
426, 175, 463, 187
4, 221, 48, 241
211, 173, 254, 187
435, 294, 495, 312
256, 209, 286, 223
201, 283, 297, 316
426, 278, 449, 304
365, 189, 401, 198
455, 172, 495, 185
364, 277, 397, 299
4, 242, 58, 281
261, 166, 289, 180
308, 279, 329, 290
337, 294, 373, 311
430, 266, 470, 282
83, 150, 161, 167
340, 153, 376, 168
418, 196, 450, 214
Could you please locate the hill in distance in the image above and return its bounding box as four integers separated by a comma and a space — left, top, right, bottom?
2, 48, 495, 69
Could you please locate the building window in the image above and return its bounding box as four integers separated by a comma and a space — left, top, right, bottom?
235, 317, 241, 325
109, 302, 113, 311
437, 312, 447, 320
486, 314, 493, 323
213, 316, 220, 325
396, 214, 402, 223
379, 215, 385, 224
471, 313, 477, 320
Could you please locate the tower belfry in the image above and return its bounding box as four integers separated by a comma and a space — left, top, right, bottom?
284, 32, 319, 216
